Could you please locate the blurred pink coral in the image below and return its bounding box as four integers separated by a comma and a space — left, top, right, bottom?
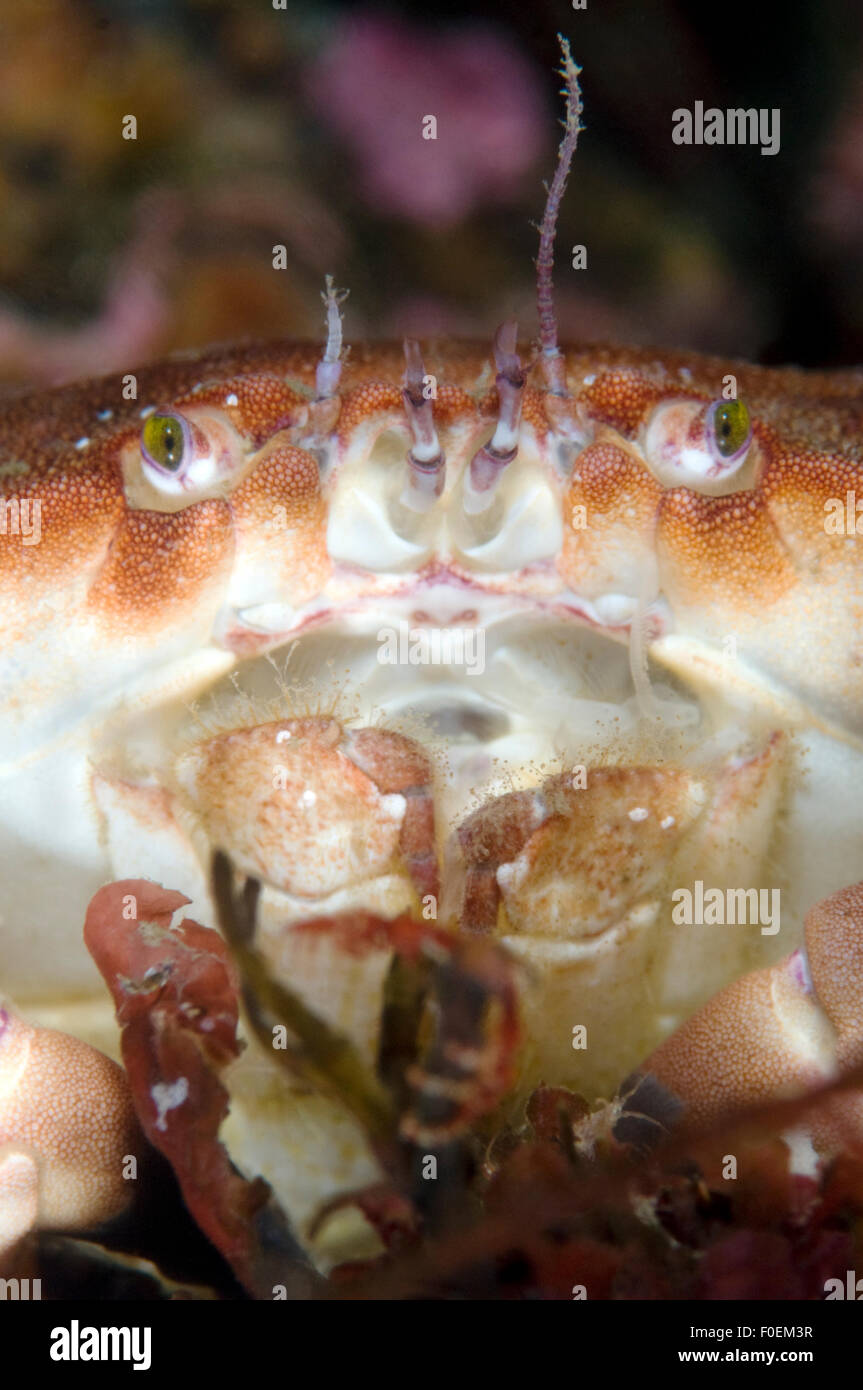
0, 190, 179, 386
308, 15, 546, 225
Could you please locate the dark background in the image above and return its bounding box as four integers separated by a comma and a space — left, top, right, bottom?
1, 0, 861, 385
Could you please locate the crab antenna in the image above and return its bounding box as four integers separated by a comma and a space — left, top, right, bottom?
401, 339, 446, 511
536, 35, 583, 396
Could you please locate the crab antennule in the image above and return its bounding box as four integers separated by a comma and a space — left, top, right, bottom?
400, 338, 445, 510
464, 320, 525, 514
536, 35, 583, 397
315, 274, 348, 400
308, 274, 348, 440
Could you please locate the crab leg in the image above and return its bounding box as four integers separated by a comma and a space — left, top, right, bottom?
0, 1005, 140, 1272
642, 881, 863, 1154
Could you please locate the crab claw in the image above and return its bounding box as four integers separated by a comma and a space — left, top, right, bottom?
642, 881, 863, 1154
450, 739, 786, 1099
96, 716, 439, 924
0, 1005, 141, 1270
0, 1150, 39, 1270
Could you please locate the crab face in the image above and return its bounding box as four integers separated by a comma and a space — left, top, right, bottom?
3, 334, 863, 1064
4, 329, 863, 1269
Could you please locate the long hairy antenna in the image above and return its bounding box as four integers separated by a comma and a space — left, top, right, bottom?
536, 35, 584, 395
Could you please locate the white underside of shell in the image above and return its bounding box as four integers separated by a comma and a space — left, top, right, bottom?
7, 604, 863, 1084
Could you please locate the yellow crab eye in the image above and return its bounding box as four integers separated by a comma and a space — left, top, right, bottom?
711, 399, 751, 459
141, 413, 189, 473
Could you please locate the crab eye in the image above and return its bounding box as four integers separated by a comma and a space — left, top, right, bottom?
141, 413, 189, 474
641, 395, 754, 492
710, 399, 751, 460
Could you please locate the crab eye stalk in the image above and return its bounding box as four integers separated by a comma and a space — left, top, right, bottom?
710, 398, 751, 461
141, 413, 190, 475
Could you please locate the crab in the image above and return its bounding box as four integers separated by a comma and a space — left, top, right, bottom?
3, 39, 863, 1284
